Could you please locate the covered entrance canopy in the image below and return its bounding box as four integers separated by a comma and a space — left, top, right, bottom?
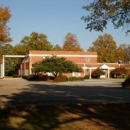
99, 64, 110, 78
0, 55, 25, 78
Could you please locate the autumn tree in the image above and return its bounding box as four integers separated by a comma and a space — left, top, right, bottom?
88, 34, 121, 63
20, 32, 53, 52
0, 6, 12, 44
11, 44, 26, 55
52, 44, 62, 51
33, 56, 82, 77
118, 43, 130, 63
111, 66, 127, 77
63, 33, 83, 51
82, 0, 130, 34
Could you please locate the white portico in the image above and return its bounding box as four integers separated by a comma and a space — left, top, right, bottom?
99, 64, 110, 78
0, 55, 25, 78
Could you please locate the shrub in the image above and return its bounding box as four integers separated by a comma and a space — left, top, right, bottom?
22, 75, 28, 79
27, 74, 39, 81
53, 75, 68, 82
92, 68, 104, 78
68, 76, 77, 81
13, 74, 21, 78
77, 77, 84, 81
84, 75, 89, 79
122, 76, 130, 88
68, 76, 84, 81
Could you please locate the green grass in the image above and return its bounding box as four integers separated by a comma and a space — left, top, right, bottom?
0, 103, 130, 130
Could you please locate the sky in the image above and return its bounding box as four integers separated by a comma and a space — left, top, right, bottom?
1, 0, 130, 51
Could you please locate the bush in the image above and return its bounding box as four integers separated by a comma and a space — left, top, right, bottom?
84, 75, 89, 79
22, 75, 28, 79
53, 75, 68, 82
13, 74, 21, 78
22, 74, 38, 81
27, 74, 39, 81
68, 76, 77, 81
122, 76, 130, 88
68, 76, 84, 81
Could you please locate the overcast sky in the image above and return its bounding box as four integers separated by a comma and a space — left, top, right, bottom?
1, 0, 129, 51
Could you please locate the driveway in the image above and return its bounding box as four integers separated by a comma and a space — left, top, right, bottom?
0, 78, 130, 106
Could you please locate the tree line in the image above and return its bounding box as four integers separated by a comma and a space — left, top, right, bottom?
0, 4, 130, 76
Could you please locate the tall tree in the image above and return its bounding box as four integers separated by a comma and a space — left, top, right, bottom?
88, 34, 121, 63
20, 32, 53, 51
82, 0, 130, 34
0, 6, 12, 44
118, 43, 130, 63
63, 33, 83, 51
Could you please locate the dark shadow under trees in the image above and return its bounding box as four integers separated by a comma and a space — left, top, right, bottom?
0, 83, 130, 130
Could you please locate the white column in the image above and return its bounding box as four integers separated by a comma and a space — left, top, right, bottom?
24, 59, 26, 75
1, 64, 3, 78
30, 56, 32, 74
89, 68, 91, 79
2, 56, 5, 78
108, 68, 110, 78
83, 63, 85, 76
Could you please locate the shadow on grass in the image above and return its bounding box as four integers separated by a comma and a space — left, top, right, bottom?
0, 82, 130, 130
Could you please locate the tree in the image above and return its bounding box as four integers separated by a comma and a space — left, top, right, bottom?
0, 6, 12, 44
88, 34, 121, 63
63, 33, 83, 51
111, 66, 127, 77
33, 56, 82, 77
118, 43, 130, 63
20, 32, 53, 51
82, 0, 130, 33
11, 44, 26, 55
52, 44, 62, 51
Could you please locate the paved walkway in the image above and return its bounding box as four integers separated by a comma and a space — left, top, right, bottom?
0, 78, 130, 106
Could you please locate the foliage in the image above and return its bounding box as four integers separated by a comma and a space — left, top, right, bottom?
53, 75, 68, 82
11, 44, 27, 55
84, 75, 90, 79
88, 34, 121, 63
13, 74, 21, 78
111, 66, 127, 78
33, 56, 82, 76
82, 0, 130, 33
52, 44, 62, 51
23, 74, 39, 81
0, 6, 12, 44
118, 43, 130, 63
20, 32, 53, 52
92, 68, 105, 78
122, 76, 130, 88
68, 76, 84, 81
63, 33, 83, 51
22, 75, 28, 79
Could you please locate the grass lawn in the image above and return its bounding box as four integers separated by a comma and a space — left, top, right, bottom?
0, 103, 130, 130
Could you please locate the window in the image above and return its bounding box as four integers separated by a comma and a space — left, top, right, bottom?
86, 57, 90, 62
72, 72, 81, 77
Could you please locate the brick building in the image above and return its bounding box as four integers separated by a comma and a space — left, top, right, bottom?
18, 50, 127, 78
1, 50, 129, 78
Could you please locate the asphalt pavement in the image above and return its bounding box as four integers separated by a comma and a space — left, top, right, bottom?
0, 78, 130, 106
